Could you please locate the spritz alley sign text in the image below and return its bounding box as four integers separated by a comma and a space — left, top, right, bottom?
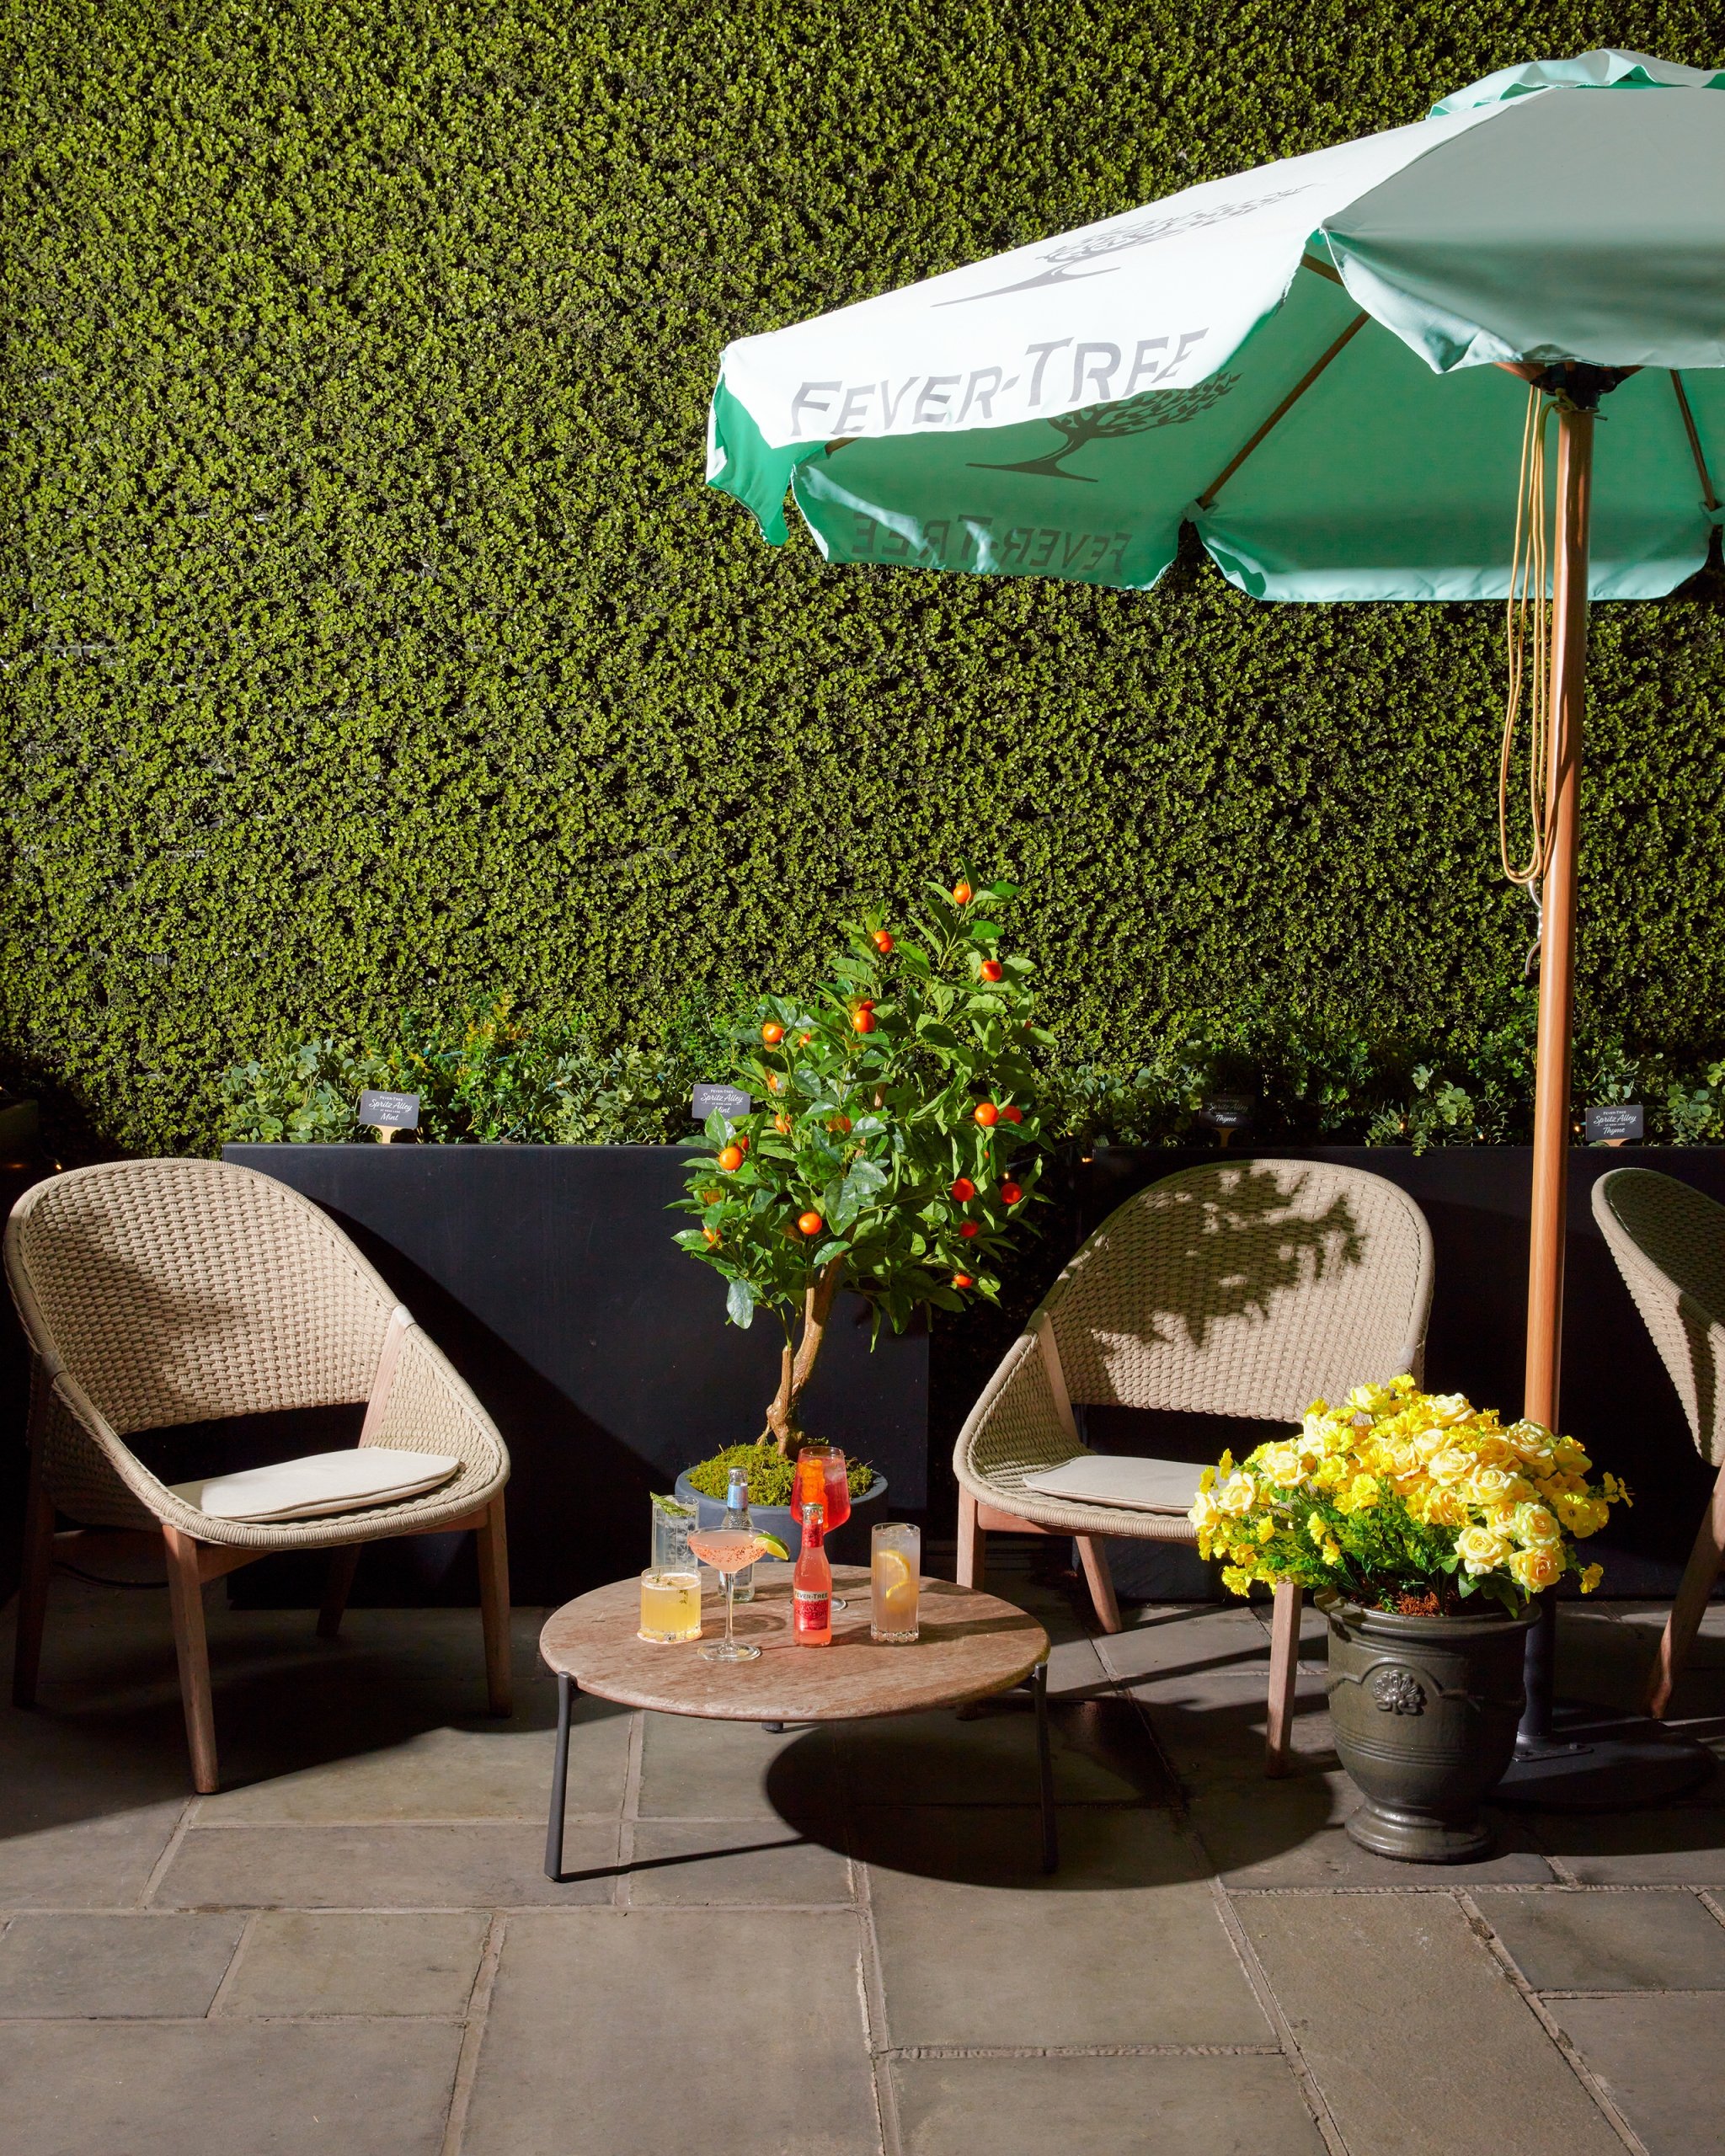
1585, 1104, 1644, 1145
358, 1090, 421, 1131
692, 1084, 752, 1123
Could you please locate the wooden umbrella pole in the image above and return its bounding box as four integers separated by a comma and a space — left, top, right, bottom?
1516, 398, 1593, 1748
1523, 400, 1594, 1433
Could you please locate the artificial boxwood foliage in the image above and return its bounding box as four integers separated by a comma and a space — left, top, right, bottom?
5, 0, 1725, 1159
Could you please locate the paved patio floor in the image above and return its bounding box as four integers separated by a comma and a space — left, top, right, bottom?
2, 1553, 1723, 2155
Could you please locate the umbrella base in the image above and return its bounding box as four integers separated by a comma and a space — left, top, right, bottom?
1493, 1698, 1714, 1812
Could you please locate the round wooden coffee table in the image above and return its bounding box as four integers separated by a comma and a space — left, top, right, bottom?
539, 1565, 1055, 1874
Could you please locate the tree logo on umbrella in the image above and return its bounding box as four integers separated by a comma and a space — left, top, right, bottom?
970, 376, 1240, 482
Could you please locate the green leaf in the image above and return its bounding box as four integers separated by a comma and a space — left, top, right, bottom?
725, 1277, 755, 1329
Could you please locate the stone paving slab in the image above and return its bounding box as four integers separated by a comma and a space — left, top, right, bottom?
462, 1908, 877, 2156
216, 1910, 492, 2016
0, 1913, 243, 2017
1538, 1807, 1725, 1885
628, 1820, 852, 1904
1553, 1993, 1725, 2156
0, 1806, 188, 1912
0, 2015, 463, 2156
1190, 1772, 1555, 1887
1238, 1892, 1626, 2156
837, 1694, 1166, 1806
154, 1822, 618, 1908
1473, 1886, 1725, 1991
863, 1806, 1270, 2051
890, 2052, 1325, 2156
636, 1710, 841, 1820
195, 1708, 631, 1823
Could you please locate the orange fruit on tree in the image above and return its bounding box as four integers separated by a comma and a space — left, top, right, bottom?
761, 1022, 785, 1045
980, 958, 1003, 983
698, 1187, 721, 1203
959, 1220, 980, 1240
872, 930, 894, 953
852, 1009, 876, 1034
973, 1102, 998, 1128
1000, 1181, 1023, 1205
797, 1210, 824, 1237
774, 1111, 793, 1134
952, 879, 973, 905
949, 1177, 976, 1202
717, 1145, 744, 1171
952, 1272, 975, 1290
702, 1226, 721, 1246
798, 1031, 814, 1046
766, 1072, 782, 1091
999, 1104, 1023, 1124
828, 1113, 852, 1134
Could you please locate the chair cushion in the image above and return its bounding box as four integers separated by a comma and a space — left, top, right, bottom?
1018, 1455, 1204, 1514
168, 1449, 461, 1523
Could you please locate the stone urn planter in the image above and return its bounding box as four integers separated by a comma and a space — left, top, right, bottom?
1326, 1600, 1538, 1864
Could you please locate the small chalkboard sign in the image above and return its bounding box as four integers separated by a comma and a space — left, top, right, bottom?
1199, 1093, 1256, 1130
1586, 1103, 1644, 1145
692, 1083, 752, 1124
358, 1090, 421, 1140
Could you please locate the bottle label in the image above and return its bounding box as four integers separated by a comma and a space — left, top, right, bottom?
793, 1588, 830, 1635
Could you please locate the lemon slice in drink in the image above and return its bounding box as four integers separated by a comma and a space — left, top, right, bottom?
876, 1550, 914, 1593
755, 1531, 790, 1561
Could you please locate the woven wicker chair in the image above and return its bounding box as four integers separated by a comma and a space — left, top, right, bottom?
1591, 1167, 1725, 1716
954, 1159, 1434, 1773
6, 1157, 512, 1792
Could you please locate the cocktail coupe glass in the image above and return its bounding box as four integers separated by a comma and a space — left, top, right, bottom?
792, 1446, 852, 1610
686, 1529, 772, 1663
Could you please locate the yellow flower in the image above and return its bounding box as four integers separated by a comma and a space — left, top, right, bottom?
1511, 1502, 1562, 1550
1464, 1464, 1526, 1506
1580, 1563, 1604, 1593
1348, 1473, 1381, 1511
1307, 1511, 1326, 1543
1321, 1540, 1342, 1566
1455, 1524, 1511, 1576
1220, 1566, 1253, 1597
1258, 1444, 1306, 1490
1509, 1545, 1564, 1593
1216, 1476, 1256, 1517
1428, 1446, 1474, 1485
1256, 1517, 1276, 1544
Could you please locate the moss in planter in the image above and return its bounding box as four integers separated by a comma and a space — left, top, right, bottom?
684, 1444, 874, 1506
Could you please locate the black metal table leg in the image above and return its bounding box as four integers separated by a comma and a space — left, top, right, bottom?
1032, 1659, 1057, 1874
544, 1670, 574, 1881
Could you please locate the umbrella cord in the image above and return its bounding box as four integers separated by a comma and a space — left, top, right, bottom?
1499, 385, 1557, 894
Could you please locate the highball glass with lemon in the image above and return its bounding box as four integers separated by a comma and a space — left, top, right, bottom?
870, 1523, 920, 1643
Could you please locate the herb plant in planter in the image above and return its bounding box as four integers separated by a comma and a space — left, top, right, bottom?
671, 875, 1050, 1543
1191, 1378, 1627, 1862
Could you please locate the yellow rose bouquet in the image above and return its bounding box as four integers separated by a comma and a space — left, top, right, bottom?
1188, 1376, 1628, 1616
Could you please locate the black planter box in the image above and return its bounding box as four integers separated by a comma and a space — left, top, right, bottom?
223, 1144, 928, 1606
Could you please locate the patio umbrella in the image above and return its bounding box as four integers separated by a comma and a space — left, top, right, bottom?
705, 48, 1725, 1803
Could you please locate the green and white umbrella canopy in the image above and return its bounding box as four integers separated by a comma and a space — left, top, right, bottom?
708, 51, 1724, 601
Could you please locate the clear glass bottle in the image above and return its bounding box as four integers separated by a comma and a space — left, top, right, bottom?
793, 1500, 832, 1646
718, 1466, 756, 1603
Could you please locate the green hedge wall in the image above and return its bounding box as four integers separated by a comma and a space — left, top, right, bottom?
6, 0, 1724, 1158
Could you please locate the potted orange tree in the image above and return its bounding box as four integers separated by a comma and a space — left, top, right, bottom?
671, 873, 1050, 1553
1192, 1379, 1627, 1861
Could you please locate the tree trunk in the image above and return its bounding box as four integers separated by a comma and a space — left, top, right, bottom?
758, 1257, 846, 1459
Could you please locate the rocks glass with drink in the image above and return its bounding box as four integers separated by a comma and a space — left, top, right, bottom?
871, 1522, 920, 1643
638, 1566, 702, 1643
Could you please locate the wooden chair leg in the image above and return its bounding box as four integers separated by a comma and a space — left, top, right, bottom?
476, 1495, 512, 1717
11, 1439, 55, 1709
1645, 1454, 1725, 1718
318, 1545, 364, 1640
1265, 1579, 1304, 1776
163, 1525, 219, 1795
956, 1487, 984, 1589
1076, 1535, 1122, 1636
